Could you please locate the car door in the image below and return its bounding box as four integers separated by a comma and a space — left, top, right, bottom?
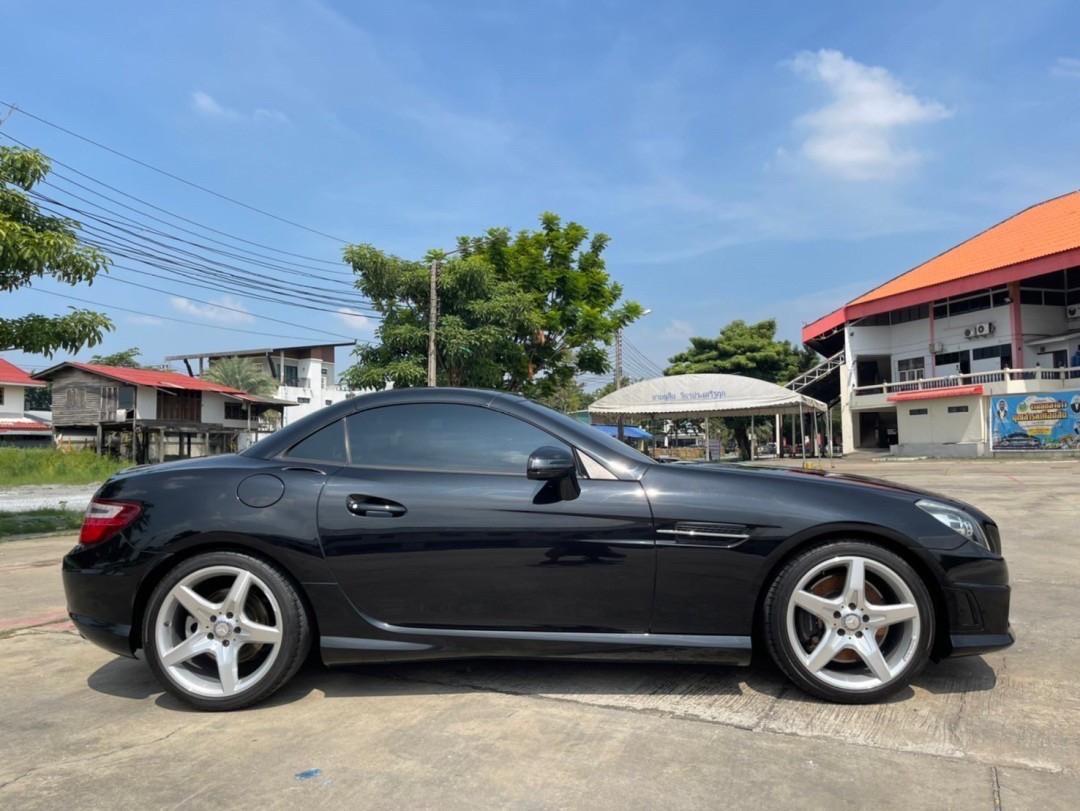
314, 402, 656, 633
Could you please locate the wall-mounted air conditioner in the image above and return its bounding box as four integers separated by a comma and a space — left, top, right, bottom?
927, 341, 943, 353
965, 322, 995, 338
1068, 304, 1080, 320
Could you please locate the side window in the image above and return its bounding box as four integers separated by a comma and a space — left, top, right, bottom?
345, 404, 569, 475
283, 420, 347, 464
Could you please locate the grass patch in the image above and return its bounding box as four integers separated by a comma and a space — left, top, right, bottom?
0, 508, 84, 539
0, 448, 126, 487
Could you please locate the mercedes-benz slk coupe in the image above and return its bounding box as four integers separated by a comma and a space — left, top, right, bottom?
63, 388, 1013, 710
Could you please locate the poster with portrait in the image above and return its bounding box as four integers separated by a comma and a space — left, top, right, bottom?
990, 390, 1080, 451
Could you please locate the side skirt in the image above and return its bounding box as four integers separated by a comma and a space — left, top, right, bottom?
320, 627, 752, 666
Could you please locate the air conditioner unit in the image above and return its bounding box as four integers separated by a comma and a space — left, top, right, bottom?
1068, 304, 1080, 320
928, 341, 943, 353
975, 322, 989, 336
963, 327, 974, 339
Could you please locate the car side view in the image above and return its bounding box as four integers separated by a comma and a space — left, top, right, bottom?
63, 388, 1013, 711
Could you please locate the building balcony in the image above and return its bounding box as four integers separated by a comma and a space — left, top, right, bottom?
852, 366, 1080, 409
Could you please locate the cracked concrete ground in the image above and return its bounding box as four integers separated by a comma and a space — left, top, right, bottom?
0, 459, 1077, 809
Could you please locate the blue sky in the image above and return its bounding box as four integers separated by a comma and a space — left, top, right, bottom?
3, 0, 1080, 386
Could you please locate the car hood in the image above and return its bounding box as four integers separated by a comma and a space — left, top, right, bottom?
644, 462, 984, 518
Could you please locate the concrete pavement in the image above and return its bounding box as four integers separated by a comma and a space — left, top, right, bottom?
0, 459, 1077, 809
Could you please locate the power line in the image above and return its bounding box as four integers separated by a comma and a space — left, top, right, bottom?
20, 287, 346, 343
24, 199, 381, 314
95, 274, 362, 341
1, 103, 350, 244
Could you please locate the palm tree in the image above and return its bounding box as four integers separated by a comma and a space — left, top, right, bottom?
202, 357, 279, 397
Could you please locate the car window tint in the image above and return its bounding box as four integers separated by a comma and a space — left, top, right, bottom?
346, 404, 568, 474
283, 420, 347, 463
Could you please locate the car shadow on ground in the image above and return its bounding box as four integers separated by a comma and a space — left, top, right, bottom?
85, 650, 997, 712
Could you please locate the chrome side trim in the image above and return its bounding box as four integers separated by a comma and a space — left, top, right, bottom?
656, 528, 750, 541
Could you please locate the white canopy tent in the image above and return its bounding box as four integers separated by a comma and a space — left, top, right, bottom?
588, 374, 828, 461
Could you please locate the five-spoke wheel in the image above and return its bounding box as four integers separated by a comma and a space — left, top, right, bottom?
764, 541, 933, 703
144, 552, 310, 711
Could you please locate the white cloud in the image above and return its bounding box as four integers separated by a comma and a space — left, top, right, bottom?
333, 307, 374, 333
661, 319, 695, 342
1051, 57, 1080, 79
786, 49, 951, 181
128, 314, 163, 326
170, 295, 255, 325
191, 91, 288, 124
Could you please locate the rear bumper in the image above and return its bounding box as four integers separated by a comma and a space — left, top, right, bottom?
69, 613, 137, 659
62, 537, 165, 658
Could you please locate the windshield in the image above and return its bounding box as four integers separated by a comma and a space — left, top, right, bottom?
516, 399, 656, 466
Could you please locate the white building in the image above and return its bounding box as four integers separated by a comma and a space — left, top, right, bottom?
0, 358, 51, 446
801, 191, 1080, 456
165, 342, 365, 426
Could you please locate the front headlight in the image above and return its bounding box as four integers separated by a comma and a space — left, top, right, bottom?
916, 499, 989, 549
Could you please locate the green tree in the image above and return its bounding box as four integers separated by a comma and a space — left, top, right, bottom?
202, 356, 278, 397
25, 383, 51, 411
89, 347, 143, 368
0, 145, 113, 355
665, 319, 815, 459
341, 213, 642, 396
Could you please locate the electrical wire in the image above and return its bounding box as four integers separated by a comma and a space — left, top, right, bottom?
1, 104, 350, 244
18, 287, 351, 343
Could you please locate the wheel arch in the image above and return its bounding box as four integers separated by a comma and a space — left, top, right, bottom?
129, 534, 321, 654
750, 523, 952, 660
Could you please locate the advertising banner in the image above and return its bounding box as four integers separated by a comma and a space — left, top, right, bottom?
990, 390, 1080, 451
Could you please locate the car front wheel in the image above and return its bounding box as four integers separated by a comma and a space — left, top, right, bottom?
764, 541, 934, 703
143, 551, 310, 711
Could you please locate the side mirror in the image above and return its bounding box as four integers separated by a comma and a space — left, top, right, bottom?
527, 445, 576, 480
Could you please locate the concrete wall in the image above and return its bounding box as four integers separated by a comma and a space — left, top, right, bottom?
847, 301, 1071, 384
202, 394, 225, 424
136, 387, 157, 420
1, 385, 26, 413
895, 395, 985, 445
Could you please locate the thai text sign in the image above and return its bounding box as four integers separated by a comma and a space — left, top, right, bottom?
990, 390, 1080, 451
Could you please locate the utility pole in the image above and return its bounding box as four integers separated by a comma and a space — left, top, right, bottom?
427, 257, 439, 387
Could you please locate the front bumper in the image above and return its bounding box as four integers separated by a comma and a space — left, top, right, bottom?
940, 565, 1014, 658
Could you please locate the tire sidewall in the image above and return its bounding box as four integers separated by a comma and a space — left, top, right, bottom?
143, 550, 307, 711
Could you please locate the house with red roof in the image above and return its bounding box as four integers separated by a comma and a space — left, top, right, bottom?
0, 358, 51, 446
31, 362, 295, 462
800, 191, 1080, 456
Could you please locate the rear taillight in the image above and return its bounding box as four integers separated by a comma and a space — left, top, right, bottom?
79, 499, 142, 545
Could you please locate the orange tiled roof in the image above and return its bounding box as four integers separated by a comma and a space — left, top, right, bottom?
850, 190, 1080, 306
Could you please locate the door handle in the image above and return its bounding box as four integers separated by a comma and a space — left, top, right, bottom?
346, 495, 407, 518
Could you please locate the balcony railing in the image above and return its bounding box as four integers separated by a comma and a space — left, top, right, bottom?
854, 366, 1080, 397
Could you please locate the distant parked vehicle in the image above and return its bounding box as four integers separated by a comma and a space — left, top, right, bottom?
996, 432, 1042, 449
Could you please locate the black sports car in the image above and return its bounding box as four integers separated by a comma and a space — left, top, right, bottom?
64, 388, 1013, 710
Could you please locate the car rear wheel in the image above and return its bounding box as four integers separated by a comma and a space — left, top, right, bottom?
143, 551, 310, 711
764, 541, 934, 703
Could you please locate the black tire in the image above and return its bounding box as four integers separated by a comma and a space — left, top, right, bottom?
143, 551, 311, 711
763, 541, 934, 703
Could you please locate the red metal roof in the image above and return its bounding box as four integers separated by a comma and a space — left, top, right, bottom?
0, 359, 46, 387
804, 190, 1080, 343
37, 362, 247, 396
0, 419, 51, 432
